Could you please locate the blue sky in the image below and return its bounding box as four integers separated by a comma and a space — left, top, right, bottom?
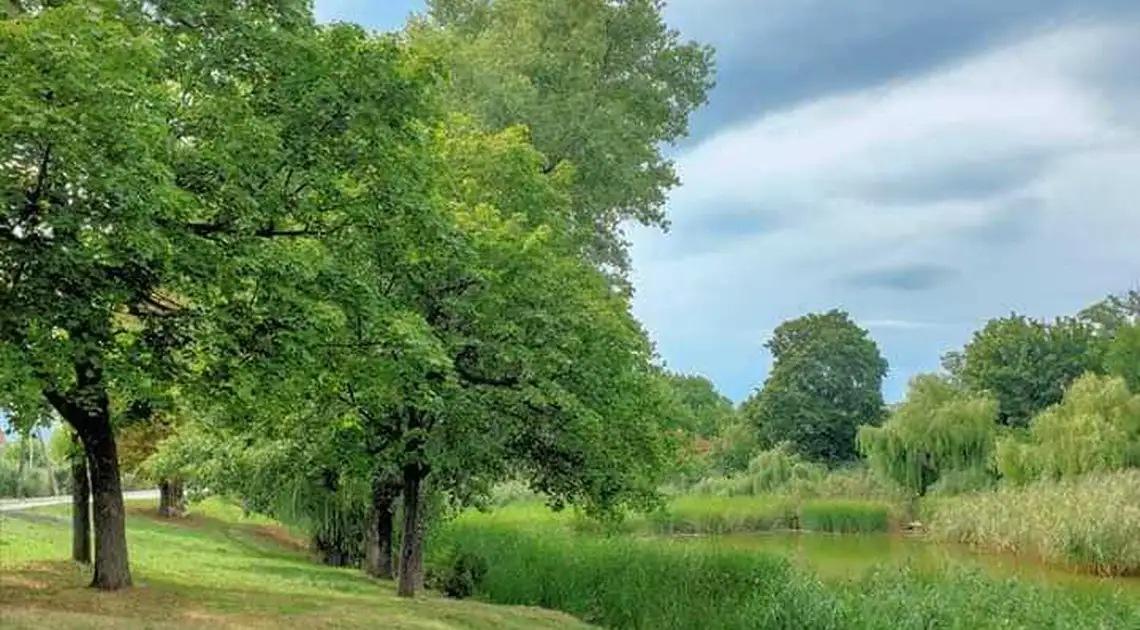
315, 1, 1140, 403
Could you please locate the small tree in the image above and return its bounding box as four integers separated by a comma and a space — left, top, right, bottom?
858, 374, 999, 496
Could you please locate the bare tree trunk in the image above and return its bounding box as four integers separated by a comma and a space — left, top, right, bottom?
71, 434, 91, 565
158, 478, 186, 517
364, 476, 399, 580
396, 464, 425, 598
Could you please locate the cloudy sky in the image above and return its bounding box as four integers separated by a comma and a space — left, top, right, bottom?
316, 0, 1140, 402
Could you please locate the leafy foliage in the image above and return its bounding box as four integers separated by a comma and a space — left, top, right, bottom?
994, 373, 1140, 484
409, 0, 716, 278
744, 310, 888, 463
957, 314, 1102, 427
857, 374, 999, 496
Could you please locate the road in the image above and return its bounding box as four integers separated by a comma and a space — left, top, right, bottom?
0, 489, 159, 512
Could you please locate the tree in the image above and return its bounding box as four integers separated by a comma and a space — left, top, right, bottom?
1106, 323, 1140, 393
857, 374, 998, 496
661, 372, 736, 440
994, 373, 1140, 483
408, 0, 716, 281
958, 314, 1101, 427
1078, 289, 1140, 336
1, 1, 438, 590
744, 310, 888, 464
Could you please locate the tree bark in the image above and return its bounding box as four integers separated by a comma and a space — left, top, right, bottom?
71, 434, 92, 565
158, 478, 186, 517
82, 417, 132, 589
45, 361, 132, 590
364, 476, 399, 580
396, 463, 425, 598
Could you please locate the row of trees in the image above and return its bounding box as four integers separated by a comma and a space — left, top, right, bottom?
860, 290, 1140, 496
669, 290, 1140, 494
0, 0, 715, 594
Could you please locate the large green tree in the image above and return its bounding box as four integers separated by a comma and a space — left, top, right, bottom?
743, 310, 888, 464
408, 0, 715, 281
957, 314, 1101, 427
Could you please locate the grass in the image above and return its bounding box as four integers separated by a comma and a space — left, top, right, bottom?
0, 499, 594, 630
929, 470, 1140, 576
432, 517, 1140, 630
614, 495, 895, 535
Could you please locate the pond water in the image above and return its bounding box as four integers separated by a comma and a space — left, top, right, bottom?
669, 531, 1140, 597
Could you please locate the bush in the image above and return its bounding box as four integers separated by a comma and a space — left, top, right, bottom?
427, 549, 489, 599
930, 470, 1140, 576
994, 374, 1140, 484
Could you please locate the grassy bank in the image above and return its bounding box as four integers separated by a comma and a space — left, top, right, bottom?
0, 499, 593, 630
579, 495, 896, 535
432, 520, 1140, 630
929, 470, 1140, 576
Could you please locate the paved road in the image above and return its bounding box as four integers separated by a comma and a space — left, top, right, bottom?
0, 489, 159, 512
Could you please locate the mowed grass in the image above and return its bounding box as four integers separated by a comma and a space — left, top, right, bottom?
0, 499, 594, 630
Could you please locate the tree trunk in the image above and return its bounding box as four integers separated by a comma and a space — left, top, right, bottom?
82, 418, 132, 590
397, 464, 425, 597
158, 478, 186, 518
44, 361, 132, 590
71, 434, 92, 565
364, 477, 399, 580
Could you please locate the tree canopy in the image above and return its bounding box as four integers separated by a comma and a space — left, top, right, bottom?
743, 310, 888, 464
956, 314, 1101, 427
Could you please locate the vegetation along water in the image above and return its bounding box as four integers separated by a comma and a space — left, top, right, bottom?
3, 1, 1140, 629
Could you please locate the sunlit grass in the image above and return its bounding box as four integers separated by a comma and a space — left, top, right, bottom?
0, 499, 593, 630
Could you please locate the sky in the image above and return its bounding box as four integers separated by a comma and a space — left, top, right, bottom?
314, 0, 1140, 403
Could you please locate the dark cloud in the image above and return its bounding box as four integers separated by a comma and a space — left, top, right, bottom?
852, 154, 1053, 206
656, 202, 792, 260
843, 263, 961, 292
674, 0, 1140, 145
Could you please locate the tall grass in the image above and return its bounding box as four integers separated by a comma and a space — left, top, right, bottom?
930, 470, 1140, 576
431, 521, 1140, 630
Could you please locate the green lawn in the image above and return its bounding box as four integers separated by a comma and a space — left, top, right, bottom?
0, 499, 594, 630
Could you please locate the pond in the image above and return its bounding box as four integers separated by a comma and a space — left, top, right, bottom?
670, 531, 1140, 597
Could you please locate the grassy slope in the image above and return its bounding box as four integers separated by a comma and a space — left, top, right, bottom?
0, 499, 594, 630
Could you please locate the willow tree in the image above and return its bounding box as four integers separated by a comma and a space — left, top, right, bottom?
858, 374, 999, 496
994, 374, 1140, 484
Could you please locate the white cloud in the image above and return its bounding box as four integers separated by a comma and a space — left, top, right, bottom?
631, 19, 1140, 400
